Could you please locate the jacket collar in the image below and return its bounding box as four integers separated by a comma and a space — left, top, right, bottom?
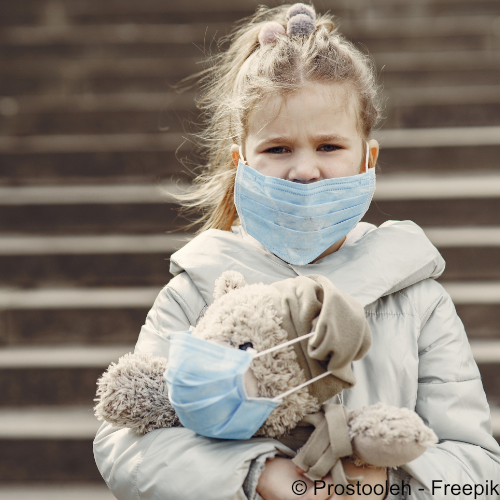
170, 220, 445, 307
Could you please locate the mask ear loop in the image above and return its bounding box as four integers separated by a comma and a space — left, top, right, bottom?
252, 331, 333, 402
364, 142, 370, 173
239, 145, 247, 165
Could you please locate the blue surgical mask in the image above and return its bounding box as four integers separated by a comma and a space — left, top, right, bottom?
234, 144, 375, 265
165, 330, 330, 440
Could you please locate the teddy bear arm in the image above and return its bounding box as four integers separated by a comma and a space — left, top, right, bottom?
94, 352, 181, 435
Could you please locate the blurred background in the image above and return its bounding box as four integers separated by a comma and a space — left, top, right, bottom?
0, 0, 499, 498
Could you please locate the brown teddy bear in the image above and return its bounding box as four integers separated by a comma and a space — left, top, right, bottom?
95, 271, 437, 485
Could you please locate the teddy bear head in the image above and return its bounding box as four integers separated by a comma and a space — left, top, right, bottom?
191, 270, 320, 438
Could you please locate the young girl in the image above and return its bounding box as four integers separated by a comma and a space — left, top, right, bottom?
93, 4, 500, 499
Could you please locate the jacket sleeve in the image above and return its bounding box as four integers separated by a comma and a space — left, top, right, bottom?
401, 282, 500, 499
93, 272, 292, 500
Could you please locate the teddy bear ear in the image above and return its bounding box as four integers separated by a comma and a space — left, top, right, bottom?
213, 270, 246, 300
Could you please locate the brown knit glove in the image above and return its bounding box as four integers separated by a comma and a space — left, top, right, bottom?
268, 275, 372, 404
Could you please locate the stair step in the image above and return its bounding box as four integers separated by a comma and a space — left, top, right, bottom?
436, 247, 500, 282
1, 50, 499, 76
376, 50, 500, 72
0, 406, 101, 438
375, 173, 500, 200
1, 53, 499, 96
2, 86, 497, 113
0, 228, 495, 254
0, 24, 494, 58
365, 198, 500, 226
0, 231, 498, 287
1, 0, 500, 27
373, 126, 500, 148
470, 340, 500, 363
0, 233, 191, 253
0, 407, 498, 482
456, 304, 500, 339
0, 130, 499, 184
0, 335, 498, 407
0, 284, 499, 310
3, 87, 500, 136
0, 37, 491, 59
424, 227, 500, 249
1, 203, 188, 234
0, 340, 495, 367
0, 484, 114, 500
0, 151, 189, 186
0, 340, 498, 405
0, 286, 160, 309
0, 132, 186, 153
386, 104, 500, 128
0, 398, 497, 439
0, 110, 194, 136
0, 146, 498, 184
381, 70, 500, 89
0, 365, 103, 406
0, 436, 101, 481
0, 23, 229, 46
0, 75, 188, 97
1, 308, 147, 346
1, 303, 494, 347
4, 126, 499, 154
2, 173, 500, 205
0, 183, 186, 204
0, 345, 133, 369
0, 197, 481, 234
0, 254, 173, 288
0, 91, 196, 113
3, 101, 500, 135
0, 347, 132, 407
0, 233, 185, 288
0, 17, 495, 45
439, 282, 500, 304
0, 285, 499, 347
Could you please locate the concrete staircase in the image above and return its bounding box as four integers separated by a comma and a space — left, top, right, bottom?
0, 0, 499, 497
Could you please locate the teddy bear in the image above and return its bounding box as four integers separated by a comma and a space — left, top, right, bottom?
94, 271, 437, 484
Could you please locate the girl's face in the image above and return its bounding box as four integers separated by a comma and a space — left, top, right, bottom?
243, 82, 379, 182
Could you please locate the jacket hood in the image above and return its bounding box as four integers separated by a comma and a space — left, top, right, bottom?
170, 220, 445, 308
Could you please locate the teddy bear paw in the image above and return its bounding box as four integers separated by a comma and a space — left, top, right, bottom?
347, 402, 438, 467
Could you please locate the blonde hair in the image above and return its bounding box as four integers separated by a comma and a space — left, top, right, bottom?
174, 3, 382, 233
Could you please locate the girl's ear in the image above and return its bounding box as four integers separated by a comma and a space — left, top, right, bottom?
231, 144, 240, 167
368, 139, 379, 169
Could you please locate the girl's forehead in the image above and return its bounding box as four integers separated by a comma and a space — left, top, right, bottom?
247, 82, 360, 141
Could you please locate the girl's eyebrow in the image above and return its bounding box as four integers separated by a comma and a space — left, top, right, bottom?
258, 133, 350, 147
313, 134, 351, 144
257, 136, 295, 147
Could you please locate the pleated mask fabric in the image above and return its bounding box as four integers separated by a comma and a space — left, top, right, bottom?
234, 144, 376, 265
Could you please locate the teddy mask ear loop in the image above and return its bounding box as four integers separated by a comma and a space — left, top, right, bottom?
253, 331, 333, 402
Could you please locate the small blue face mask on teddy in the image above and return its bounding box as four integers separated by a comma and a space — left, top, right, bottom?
165, 330, 329, 440
234, 144, 376, 266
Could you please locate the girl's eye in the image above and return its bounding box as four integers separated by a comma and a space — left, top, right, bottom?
264, 146, 290, 154
318, 144, 341, 152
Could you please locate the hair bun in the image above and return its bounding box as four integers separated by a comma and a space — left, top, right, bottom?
287, 13, 316, 36
258, 21, 286, 45
286, 3, 316, 36
286, 3, 316, 21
